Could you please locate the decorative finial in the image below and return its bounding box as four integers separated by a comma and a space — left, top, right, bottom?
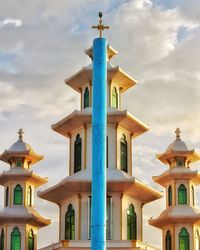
18, 128, 24, 141
175, 128, 181, 140
92, 12, 110, 38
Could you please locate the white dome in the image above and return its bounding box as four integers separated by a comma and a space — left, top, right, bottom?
167, 139, 188, 152
8, 139, 33, 152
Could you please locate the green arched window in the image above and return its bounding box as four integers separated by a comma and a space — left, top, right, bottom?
127, 204, 137, 240
28, 230, 34, 250
112, 87, 118, 109
11, 227, 21, 250
84, 87, 90, 108
191, 186, 194, 206
14, 185, 23, 205
120, 134, 128, 172
0, 229, 4, 250
168, 185, 172, 206
178, 184, 187, 204
6, 186, 9, 207
74, 134, 82, 173
166, 230, 172, 250
179, 228, 189, 250
27, 186, 32, 207
65, 204, 75, 240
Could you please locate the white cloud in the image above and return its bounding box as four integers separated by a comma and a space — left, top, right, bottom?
0, 18, 22, 28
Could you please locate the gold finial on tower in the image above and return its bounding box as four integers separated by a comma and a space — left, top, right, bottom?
92, 12, 109, 38
175, 128, 181, 140
18, 128, 24, 141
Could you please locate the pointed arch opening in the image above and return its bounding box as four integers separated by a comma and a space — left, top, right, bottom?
65, 204, 75, 240
28, 229, 34, 250
168, 185, 172, 206
179, 228, 189, 250
0, 229, 4, 250
165, 230, 172, 250
74, 134, 82, 173
11, 227, 21, 250
27, 186, 32, 207
120, 134, 128, 172
84, 87, 90, 108
191, 185, 195, 206
6, 186, 9, 207
112, 87, 118, 109
127, 204, 137, 240
14, 184, 23, 205
178, 184, 187, 204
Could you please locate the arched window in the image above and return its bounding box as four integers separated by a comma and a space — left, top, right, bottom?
120, 134, 128, 172
6, 186, 9, 207
11, 227, 21, 250
112, 87, 118, 109
84, 87, 90, 108
168, 185, 172, 206
65, 204, 75, 240
179, 228, 189, 250
165, 230, 172, 250
14, 185, 23, 205
28, 229, 34, 250
191, 186, 195, 206
74, 134, 82, 173
178, 184, 187, 204
27, 186, 32, 207
0, 229, 4, 250
196, 230, 200, 250
127, 204, 137, 240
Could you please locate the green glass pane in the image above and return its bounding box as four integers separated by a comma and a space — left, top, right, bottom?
84, 88, 89, 108
14, 185, 23, 205
65, 205, 75, 240
121, 141, 127, 172
74, 135, 82, 173
127, 205, 137, 240
178, 185, 187, 204
168, 186, 172, 206
112, 87, 118, 109
11, 228, 21, 250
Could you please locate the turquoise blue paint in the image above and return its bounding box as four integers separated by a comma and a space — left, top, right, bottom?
91, 37, 107, 250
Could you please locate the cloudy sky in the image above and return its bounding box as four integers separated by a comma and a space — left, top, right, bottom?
0, 0, 200, 248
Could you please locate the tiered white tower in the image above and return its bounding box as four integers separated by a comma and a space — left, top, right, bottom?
149, 129, 200, 250
0, 129, 50, 250
39, 44, 162, 250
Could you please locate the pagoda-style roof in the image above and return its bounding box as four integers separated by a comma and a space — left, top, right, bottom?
38, 169, 162, 205
51, 108, 149, 139
65, 62, 137, 93
157, 128, 200, 165
0, 206, 50, 228
0, 129, 43, 165
153, 167, 200, 187
85, 44, 118, 61
0, 169, 47, 187
149, 205, 200, 228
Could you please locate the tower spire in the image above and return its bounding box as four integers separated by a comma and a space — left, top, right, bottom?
175, 127, 181, 140
92, 12, 109, 38
18, 128, 24, 141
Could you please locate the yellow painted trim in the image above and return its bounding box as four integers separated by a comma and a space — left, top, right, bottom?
174, 182, 176, 206
84, 125, 87, 170
59, 204, 61, 241
5, 225, 8, 250
110, 82, 112, 107
78, 193, 82, 240
120, 193, 123, 240
130, 133, 133, 176
80, 87, 82, 110
116, 124, 118, 170
62, 240, 69, 247
173, 225, 175, 250
10, 183, 13, 206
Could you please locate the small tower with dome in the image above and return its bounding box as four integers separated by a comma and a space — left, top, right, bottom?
0, 129, 50, 250
149, 128, 200, 250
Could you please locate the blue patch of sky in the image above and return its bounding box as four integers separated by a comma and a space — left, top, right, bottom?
177, 26, 200, 43
0, 52, 16, 73
152, 0, 181, 9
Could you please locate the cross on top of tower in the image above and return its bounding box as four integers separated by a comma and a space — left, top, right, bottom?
92, 12, 109, 38
18, 128, 24, 141
175, 128, 181, 140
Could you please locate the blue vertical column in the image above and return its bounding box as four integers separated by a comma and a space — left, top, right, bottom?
91, 37, 107, 250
